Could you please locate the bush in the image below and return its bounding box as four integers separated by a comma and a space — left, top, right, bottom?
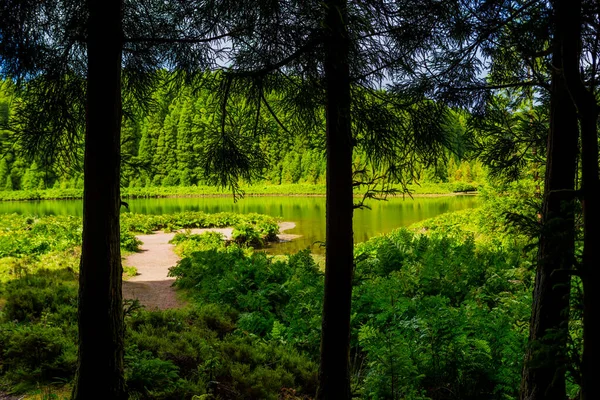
121, 228, 143, 252
256, 220, 279, 242
452, 182, 478, 192
126, 307, 317, 400
125, 346, 192, 400
170, 231, 226, 257
351, 227, 531, 399
1, 270, 78, 323
0, 323, 77, 390
231, 223, 263, 247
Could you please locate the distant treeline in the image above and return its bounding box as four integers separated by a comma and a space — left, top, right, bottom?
0, 78, 483, 191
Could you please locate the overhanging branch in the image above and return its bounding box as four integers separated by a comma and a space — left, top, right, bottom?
225, 36, 321, 78
124, 31, 236, 44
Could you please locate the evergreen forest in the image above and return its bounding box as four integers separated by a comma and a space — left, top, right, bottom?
0, 79, 482, 193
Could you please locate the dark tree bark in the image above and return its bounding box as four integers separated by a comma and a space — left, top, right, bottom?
520, 9, 579, 398
559, 1, 600, 398
576, 98, 600, 400
72, 0, 126, 398
316, 0, 354, 398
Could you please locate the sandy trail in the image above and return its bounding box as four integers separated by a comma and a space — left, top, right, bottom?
122, 222, 297, 310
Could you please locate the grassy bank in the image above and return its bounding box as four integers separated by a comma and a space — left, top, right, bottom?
0, 211, 280, 285
0, 182, 479, 202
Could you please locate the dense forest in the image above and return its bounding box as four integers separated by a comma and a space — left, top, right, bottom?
0, 79, 482, 192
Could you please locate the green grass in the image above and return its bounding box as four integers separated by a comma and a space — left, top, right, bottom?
0, 182, 479, 201
0, 188, 83, 201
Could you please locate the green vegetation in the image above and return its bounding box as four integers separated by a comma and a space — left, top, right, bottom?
0, 80, 481, 200
0, 268, 317, 399
0, 211, 279, 268
0, 200, 541, 399
121, 212, 279, 237
0, 182, 479, 202
2, 0, 596, 397
166, 201, 534, 399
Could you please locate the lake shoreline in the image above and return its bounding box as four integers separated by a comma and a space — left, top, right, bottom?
0, 189, 478, 202
0, 196, 481, 255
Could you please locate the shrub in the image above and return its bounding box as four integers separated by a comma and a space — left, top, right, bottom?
256, 220, 279, 242
1, 270, 78, 323
231, 223, 263, 247
126, 307, 317, 399
121, 228, 143, 252
0, 323, 77, 390
170, 231, 226, 257
350, 226, 531, 399
125, 346, 192, 399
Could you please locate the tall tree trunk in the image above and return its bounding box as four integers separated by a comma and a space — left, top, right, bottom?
72, 0, 125, 398
519, 11, 578, 398
577, 105, 600, 400
316, 0, 353, 398
560, 1, 600, 399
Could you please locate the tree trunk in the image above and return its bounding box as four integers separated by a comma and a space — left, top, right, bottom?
577, 106, 600, 400
519, 12, 578, 398
316, 0, 353, 398
559, 1, 600, 398
72, 0, 125, 398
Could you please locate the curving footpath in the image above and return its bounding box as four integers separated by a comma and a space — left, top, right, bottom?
122, 222, 298, 310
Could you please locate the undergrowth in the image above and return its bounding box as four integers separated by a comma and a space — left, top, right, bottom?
0, 206, 534, 399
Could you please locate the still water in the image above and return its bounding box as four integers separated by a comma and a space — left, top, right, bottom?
0, 195, 478, 253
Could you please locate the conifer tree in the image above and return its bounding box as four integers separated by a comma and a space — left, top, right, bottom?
375, 2, 583, 397
519, 5, 578, 398
4, 175, 13, 191
0, 159, 8, 188
206, 1, 455, 396
1, 1, 242, 396
558, 1, 600, 398
176, 93, 195, 185
21, 161, 42, 190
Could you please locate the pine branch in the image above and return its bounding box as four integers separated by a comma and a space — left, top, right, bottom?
124, 31, 237, 44
225, 35, 321, 78
451, 80, 550, 91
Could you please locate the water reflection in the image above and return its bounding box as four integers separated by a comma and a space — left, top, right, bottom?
0, 195, 478, 254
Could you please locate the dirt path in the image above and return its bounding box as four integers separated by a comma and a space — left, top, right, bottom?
0, 393, 23, 400
122, 222, 297, 310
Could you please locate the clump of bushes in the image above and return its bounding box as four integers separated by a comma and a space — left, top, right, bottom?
349, 227, 531, 399
121, 211, 279, 235
230, 218, 280, 247
0, 269, 78, 392
125, 307, 317, 399
170, 218, 280, 252
231, 223, 263, 247
0, 269, 318, 399
0, 215, 82, 258
0, 212, 280, 259
0, 269, 78, 323
0, 323, 77, 391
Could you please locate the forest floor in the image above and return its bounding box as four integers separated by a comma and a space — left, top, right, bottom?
0, 393, 23, 400
122, 222, 298, 310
